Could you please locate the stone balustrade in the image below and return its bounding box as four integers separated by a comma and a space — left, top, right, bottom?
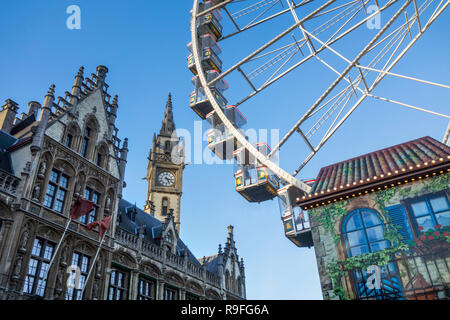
0, 170, 20, 197
114, 227, 220, 286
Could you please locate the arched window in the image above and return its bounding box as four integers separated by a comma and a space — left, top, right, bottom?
161, 198, 168, 216
165, 230, 173, 244
343, 209, 388, 257
81, 118, 98, 159
64, 123, 80, 150
225, 271, 230, 291
342, 208, 403, 299
237, 276, 242, 296
96, 144, 108, 169
164, 141, 171, 154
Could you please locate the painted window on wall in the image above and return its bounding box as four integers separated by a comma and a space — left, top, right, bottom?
408, 192, 450, 233
342, 208, 403, 300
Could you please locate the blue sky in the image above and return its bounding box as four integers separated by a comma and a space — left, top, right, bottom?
1, 1, 449, 299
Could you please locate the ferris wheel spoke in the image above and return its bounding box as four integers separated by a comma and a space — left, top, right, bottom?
367, 94, 450, 118
196, 0, 235, 18
219, 0, 315, 41
228, 0, 401, 107
269, 0, 413, 159
290, 0, 449, 175
208, 0, 337, 87
443, 122, 450, 146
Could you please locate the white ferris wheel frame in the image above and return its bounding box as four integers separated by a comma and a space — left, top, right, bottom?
190, 0, 450, 195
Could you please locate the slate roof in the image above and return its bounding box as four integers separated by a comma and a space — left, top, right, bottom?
117, 199, 202, 266
299, 136, 450, 208
198, 254, 219, 273
0, 130, 18, 174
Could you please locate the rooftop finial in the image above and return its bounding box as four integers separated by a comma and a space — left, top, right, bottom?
228, 225, 234, 236
47, 84, 55, 96
112, 94, 118, 106
77, 66, 84, 77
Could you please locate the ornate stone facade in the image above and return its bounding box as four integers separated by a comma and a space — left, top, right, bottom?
0, 65, 246, 300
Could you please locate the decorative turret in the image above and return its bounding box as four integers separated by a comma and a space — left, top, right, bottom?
0, 99, 19, 134
30, 85, 55, 154
69, 66, 84, 105
117, 137, 129, 198
108, 95, 118, 139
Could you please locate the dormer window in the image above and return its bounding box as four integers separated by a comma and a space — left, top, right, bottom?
63, 123, 80, 151
165, 231, 173, 244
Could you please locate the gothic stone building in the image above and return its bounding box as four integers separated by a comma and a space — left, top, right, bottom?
0, 65, 246, 300
297, 136, 449, 300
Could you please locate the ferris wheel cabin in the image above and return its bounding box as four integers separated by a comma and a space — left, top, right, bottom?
187, 34, 223, 75
206, 105, 247, 160
234, 143, 280, 203
278, 184, 314, 248
197, 1, 224, 40
189, 70, 228, 119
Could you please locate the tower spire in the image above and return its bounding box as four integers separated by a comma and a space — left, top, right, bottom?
160, 93, 175, 136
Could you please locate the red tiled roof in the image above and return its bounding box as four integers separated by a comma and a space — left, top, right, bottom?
300, 136, 449, 205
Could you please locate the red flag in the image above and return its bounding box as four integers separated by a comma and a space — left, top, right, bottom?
86, 215, 112, 238
70, 197, 95, 220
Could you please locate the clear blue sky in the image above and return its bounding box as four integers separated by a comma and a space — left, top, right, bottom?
1, 1, 449, 299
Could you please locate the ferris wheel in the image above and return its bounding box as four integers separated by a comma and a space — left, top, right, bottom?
187, 0, 450, 207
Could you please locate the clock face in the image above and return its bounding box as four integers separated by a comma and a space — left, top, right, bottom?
158, 171, 175, 187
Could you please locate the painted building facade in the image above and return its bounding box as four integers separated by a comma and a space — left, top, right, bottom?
297, 136, 450, 300
0, 65, 246, 300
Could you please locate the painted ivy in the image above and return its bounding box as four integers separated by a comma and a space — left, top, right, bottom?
326, 244, 410, 300
315, 173, 450, 299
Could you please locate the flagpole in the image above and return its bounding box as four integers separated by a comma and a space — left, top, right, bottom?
46, 216, 72, 275
80, 232, 107, 299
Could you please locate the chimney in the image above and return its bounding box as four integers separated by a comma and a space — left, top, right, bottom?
0, 99, 19, 133
227, 225, 234, 243
30, 85, 55, 154
69, 66, 84, 105
27, 101, 41, 117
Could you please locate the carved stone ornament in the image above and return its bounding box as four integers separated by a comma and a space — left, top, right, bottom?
12, 256, 23, 279
55, 269, 63, 293
32, 184, 41, 201
19, 229, 29, 252
24, 161, 32, 173
105, 196, 111, 213
60, 245, 68, 267
38, 160, 47, 179
92, 281, 99, 299
95, 259, 102, 278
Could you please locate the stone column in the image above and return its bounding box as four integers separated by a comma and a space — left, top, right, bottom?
180, 288, 186, 300
158, 280, 165, 300
129, 271, 139, 300
0, 220, 14, 288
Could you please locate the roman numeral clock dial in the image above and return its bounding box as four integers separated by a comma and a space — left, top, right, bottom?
158, 171, 175, 187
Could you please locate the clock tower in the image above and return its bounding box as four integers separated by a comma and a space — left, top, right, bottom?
144, 93, 185, 233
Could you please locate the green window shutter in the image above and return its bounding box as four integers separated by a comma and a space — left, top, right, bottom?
385, 204, 413, 243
